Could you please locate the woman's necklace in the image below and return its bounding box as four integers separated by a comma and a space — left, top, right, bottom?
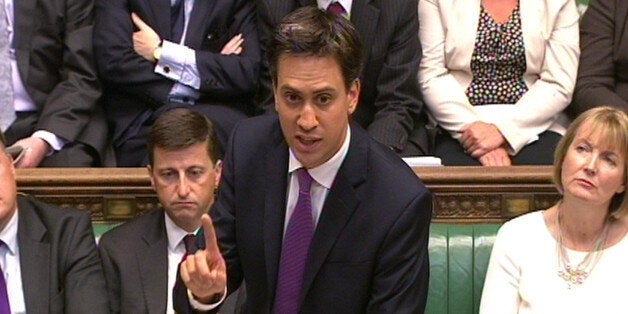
556, 211, 609, 289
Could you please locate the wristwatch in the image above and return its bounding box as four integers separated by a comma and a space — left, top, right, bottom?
152, 41, 163, 61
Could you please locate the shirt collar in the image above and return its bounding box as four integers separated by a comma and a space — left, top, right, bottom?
288, 126, 351, 189
317, 0, 352, 17
164, 212, 198, 251
0, 208, 18, 255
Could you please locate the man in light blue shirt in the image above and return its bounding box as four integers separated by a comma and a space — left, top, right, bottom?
94, 0, 262, 167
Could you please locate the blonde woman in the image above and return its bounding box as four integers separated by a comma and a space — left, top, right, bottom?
480, 107, 628, 313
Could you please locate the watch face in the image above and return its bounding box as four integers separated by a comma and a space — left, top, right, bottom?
153, 44, 162, 61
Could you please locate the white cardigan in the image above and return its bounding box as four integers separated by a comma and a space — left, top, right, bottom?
418, 0, 579, 154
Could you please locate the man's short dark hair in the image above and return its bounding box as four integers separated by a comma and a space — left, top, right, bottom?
267, 6, 364, 90
147, 108, 222, 166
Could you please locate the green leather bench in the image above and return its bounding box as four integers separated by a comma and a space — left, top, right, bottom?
426, 224, 500, 314
92, 223, 500, 314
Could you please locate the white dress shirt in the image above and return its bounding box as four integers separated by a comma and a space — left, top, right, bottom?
0, 209, 25, 314
2, 0, 64, 150
164, 212, 198, 314
317, 0, 353, 17
284, 126, 351, 232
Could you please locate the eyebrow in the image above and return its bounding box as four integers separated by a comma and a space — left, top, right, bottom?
279, 84, 336, 95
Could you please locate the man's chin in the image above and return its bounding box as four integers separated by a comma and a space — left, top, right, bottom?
166, 204, 202, 217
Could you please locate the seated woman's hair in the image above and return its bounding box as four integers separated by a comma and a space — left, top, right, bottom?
552, 106, 628, 216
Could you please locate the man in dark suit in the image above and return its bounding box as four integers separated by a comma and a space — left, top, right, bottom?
256, 0, 430, 156
0, 131, 108, 313
570, 0, 628, 118
175, 7, 432, 313
93, 0, 261, 167
98, 108, 223, 313
1, 0, 108, 167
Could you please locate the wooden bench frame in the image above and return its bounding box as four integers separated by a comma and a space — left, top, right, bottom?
16, 166, 560, 224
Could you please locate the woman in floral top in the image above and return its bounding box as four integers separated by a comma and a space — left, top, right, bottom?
418, 0, 579, 166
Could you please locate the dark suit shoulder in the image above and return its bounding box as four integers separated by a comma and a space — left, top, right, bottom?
226, 114, 284, 160
232, 114, 281, 142
17, 194, 91, 228
99, 209, 165, 246
358, 125, 424, 189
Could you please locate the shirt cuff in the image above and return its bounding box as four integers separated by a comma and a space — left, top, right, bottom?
188, 286, 228, 311
32, 130, 65, 154
155, 40, 201, 89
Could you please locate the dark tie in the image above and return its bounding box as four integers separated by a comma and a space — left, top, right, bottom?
0, 241, 11, 314
273, 168, 314, 314
326, 2, 346, 17
170, 0, 185, 43
182, 234, 198, 257
172, 234, 197, 312
0, 0, 15, 132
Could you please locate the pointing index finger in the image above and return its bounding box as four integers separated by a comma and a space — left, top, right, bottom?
201, 214, 221, 257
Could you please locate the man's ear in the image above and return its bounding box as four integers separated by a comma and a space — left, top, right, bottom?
214, 160, 223, 187
147, 165, 156, 189
272, 80, 279, 112
347, 79, 360, 115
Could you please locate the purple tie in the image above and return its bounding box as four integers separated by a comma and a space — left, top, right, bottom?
0, 241, 11, 314
327, 2, 346, 17
273, 168, 314, 314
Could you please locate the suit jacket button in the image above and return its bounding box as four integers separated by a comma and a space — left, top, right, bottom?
207, 33, 215, 40
164, 66, 171, 73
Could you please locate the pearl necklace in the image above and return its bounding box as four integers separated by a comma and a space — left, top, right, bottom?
556, 212, 609, 289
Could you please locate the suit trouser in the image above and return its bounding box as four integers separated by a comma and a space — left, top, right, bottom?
4, 112, 99, 167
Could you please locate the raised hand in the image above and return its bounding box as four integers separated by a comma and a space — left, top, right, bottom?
131, 13, 161, 61
220, 34, 244, 55
180, 214, 227, 303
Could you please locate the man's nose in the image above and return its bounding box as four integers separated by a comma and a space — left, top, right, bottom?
297, 104, 318, 131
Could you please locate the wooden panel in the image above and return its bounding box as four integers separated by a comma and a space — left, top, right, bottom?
16, 166, 560, 224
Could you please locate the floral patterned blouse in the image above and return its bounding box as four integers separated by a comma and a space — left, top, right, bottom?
465, 5, 528, 106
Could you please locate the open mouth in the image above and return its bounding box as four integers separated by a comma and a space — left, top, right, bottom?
295, 136, 321, 150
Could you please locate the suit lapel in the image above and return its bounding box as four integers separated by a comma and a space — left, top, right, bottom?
146, 0, 172, 40
448, 0, 481, 68
297, 0, 316, 9
350, 0, 378, 64
185, 0, 214, 48
263, 131, 290, 302
300, 124, 367, 299
137, 211, 169, 313
265, 0, 312, 26
12, 0, 36, 85
17, 197, 50, 313
519, 0, 546, 72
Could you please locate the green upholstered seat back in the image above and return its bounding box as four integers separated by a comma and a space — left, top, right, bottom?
92, 222, 501, 314
426, 224, 500, 314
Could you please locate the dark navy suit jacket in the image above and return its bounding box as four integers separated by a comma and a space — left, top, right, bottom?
177, 115, 432, 313
93, 0, 261, 151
